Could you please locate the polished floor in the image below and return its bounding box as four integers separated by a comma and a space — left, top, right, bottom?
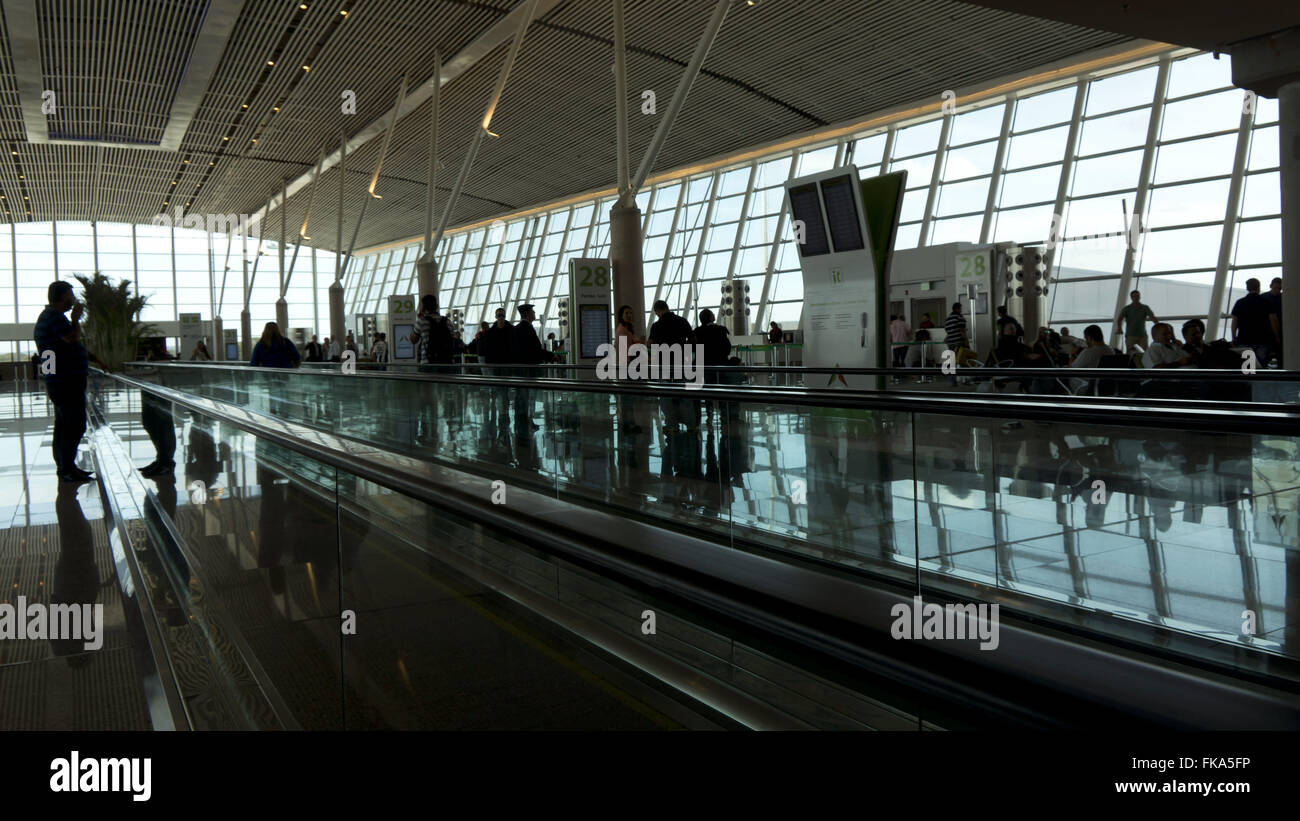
0, 386, 152, 730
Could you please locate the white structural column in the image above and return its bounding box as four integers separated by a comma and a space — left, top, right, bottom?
1110, 58, 1170, 348
919, 112, 953, 245
1207, 93, 1257, 340
979, 99, 1016, 244
684, 171, 721, 315
754, 150, 800, 330
1043, 79, 1087, 327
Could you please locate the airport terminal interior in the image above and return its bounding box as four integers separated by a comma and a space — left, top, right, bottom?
0, 0, 1298, 731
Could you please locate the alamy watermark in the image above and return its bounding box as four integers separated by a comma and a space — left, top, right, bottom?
890, 595, 999, 650
0, 596, 103, 651
595, 338, 705, 389
150, 206, 260, 236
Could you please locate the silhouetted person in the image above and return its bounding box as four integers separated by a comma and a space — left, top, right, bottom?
509, 303, 551, 432
1231, 277, 1274, 366
34, 281, 93, 483
139, 392, 176, 477
693, 308, 731, 385
305, 334, 323, 362
250, 322, 301, 368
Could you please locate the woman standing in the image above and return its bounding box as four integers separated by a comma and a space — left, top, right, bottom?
614, 304, 644, 433
250, 322, 301, 368
190, 338, 212, 361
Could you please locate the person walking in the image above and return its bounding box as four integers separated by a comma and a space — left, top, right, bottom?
305, 334, 323, 362
1231, 277, 1275, 366
509, 303, 551, 432
890, 314, 912, 367
1263, 276, 1283, 366
34, 281, 94, 483
1115, 290, 1157, 352
943, 302, 968, 352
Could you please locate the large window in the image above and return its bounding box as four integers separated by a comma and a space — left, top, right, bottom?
341, 47, 1280, 341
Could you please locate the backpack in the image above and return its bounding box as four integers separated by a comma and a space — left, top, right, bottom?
424, 316, 454, 364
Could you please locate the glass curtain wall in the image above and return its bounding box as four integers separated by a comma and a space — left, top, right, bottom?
347, 47, 1281, 342
1, 220, 337, 363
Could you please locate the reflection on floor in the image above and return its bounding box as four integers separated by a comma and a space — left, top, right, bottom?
90, 384, 702, 730
0, 386, 151, 729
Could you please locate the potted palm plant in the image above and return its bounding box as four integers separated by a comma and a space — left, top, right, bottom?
74, 273, 157, 371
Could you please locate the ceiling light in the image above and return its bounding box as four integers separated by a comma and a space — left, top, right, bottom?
267, 60, 275, 66
301, 65, 310, 71
242, 104, 249, 109
171, 181, 177, 185
223, 136, 230, 141
299, 3, 307, 8
183, 159, 190, 164
9, 151, 14, 155
273, 107, 280, 112
209, 161, 215, 166
251, 139, 257, 144
339, 10, 347, 16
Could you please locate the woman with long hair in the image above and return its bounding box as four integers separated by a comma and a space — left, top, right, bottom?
250, 321, 301, 368
613, 304, 644, 433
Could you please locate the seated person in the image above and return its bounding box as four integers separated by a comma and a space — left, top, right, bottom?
1059, 326, 1085, 353
1142, 322, 1186, 368
1068, 324, 1117, 394
995, 323, 1046, 366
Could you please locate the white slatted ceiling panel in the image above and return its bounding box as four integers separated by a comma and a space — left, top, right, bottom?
0, 0, 1129, 249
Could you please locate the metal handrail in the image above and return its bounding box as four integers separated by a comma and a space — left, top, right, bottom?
125, 361, 1300, 434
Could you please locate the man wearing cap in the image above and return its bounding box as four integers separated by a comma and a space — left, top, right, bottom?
34, 281, 94, 482
509, 304, 552, 432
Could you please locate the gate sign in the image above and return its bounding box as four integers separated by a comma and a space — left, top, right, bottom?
388, 295, 418, 361
568, 258, 611, 368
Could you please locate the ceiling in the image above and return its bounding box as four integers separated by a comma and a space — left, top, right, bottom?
0, 0, 1137, 252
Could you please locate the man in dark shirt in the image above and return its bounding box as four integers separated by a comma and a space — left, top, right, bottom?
693, 308, 731, 384
995, 305, 1024, 341
649, 301, 699, 464
509, 304, 550, 432
483, 308, 513, 368
305, 334, 323, 362
1262, 276, 1283, 366
1230, 278, 1274, 364
33, 281, 94, 482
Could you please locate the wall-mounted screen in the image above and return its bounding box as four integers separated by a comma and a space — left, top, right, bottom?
787, 183, 830, 257
579, 304, 609, 359
393, 324, 414, 359
819, 174, 865, 253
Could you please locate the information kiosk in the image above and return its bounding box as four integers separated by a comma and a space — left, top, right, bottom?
784, 165, 880, 388
567, 258, 612, 380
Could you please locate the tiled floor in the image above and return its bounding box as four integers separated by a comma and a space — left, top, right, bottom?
0, 386, 152, 730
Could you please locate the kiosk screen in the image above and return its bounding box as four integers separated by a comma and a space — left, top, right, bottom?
788, 183, 830, 257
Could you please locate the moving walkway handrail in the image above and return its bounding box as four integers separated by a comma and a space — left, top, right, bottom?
130, 361, 1300, 435
100, 368, 1300, 729
157, 359, 1300, 381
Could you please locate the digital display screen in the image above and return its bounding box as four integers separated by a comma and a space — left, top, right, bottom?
579, 304, 608, 359
787, 183, 830, 258
393, 324, 414, 359
819, 175, 865, 252
226, 342, 238, 360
